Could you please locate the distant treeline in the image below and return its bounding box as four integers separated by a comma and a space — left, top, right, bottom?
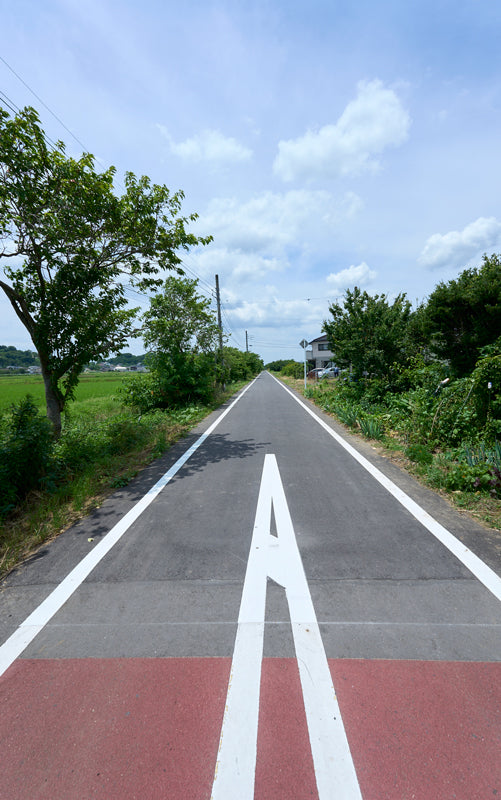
0, 346, 147, 369
0, 346, 40, 368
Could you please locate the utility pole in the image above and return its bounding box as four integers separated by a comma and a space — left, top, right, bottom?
215, 274, 225, 388
246, 330, 249, 352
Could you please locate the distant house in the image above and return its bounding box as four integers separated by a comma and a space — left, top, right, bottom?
308, 334, 335, 370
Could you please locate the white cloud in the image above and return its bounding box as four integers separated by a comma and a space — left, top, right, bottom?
224, 296, 322, 329
273, 79, 411, 182
195, 189, 362, 254
159, 126, 252, 164
192, 247, 284, 282
326, 261, 377, 289
419, 216, 501, 269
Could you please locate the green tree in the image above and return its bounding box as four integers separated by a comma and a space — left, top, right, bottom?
323, 287, 412, 379
142, 276, 221, 406
0, 106, 210, 435
421, 254, 501, 377
222, 346, 263, 381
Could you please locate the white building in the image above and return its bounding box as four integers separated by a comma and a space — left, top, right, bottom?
308, 334, 335, 369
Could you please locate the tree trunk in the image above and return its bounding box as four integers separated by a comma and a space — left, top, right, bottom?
42, 371, 63, 438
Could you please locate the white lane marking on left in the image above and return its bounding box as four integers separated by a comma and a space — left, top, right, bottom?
0, 377, 259, 677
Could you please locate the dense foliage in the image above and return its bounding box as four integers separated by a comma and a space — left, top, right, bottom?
0, 396, 54, 515
310, 254, 501, 502
0, 392, 208, 521
0, 106, 210, 434
280, 360, 307, 378
119, 278, 263, 414
418, 254, 501, 377
222, 347, 264, 382
264, 359, 291, 372
136, 276, 221, 409
323, 255, 501, 384
323, 287, 411, 380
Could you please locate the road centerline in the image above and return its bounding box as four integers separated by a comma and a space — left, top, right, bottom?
211, 454, 362, 800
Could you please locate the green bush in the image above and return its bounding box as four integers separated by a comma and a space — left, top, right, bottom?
358, 415, 385, 440
119, 373, 159, 414
222, 348, 263, 382
405, 443, 433, 465
460, 441, 501, 470
335, 403, 360, 428
0, 397, 55, 516
443, 463, 493, 493
282, 360, 305, 379
120, 353, 217, 412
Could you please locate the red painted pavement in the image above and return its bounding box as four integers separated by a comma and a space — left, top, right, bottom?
256, 658, 318, 798
0, 658, 230, 800
331, 659, 501, 800
1, 658, 500, 799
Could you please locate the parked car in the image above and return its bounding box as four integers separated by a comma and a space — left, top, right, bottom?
307, 368, 325, 379
319, 366, 339, 379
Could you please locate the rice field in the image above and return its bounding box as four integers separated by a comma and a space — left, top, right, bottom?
0, 372, 129, 414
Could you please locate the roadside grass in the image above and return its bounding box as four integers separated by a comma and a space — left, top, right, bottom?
0, 381, 245, 578
278, 374, 501, 533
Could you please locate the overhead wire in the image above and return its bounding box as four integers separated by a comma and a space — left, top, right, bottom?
0, 54, 88, 153
0, 89, 19, 116
0, 88, 63, 152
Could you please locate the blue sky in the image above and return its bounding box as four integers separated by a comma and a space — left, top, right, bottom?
1, 0, 501, 362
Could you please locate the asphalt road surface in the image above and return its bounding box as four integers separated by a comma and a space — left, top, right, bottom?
1, 371, 500, 799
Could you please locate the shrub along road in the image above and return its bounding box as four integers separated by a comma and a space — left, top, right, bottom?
1, 371, 500, 799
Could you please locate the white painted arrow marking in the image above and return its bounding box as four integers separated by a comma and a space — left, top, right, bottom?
211, 454, 361, 800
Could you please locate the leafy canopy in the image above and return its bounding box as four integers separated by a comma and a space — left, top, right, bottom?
323, 286, 411, 379
0, 106, 211, 432
421, 253, 501, 377
142, 276, 221, 406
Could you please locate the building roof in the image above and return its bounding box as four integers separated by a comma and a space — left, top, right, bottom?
309, 334, 329, 344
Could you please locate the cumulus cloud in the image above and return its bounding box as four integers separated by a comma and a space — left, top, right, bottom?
326, 261, 377, 289
273, 79, 411, 182
419, 217, 501, 269
193, 247, 284, 282
224, 296, 321, 329
158, 126, 252, 164
195, 189, 362, 254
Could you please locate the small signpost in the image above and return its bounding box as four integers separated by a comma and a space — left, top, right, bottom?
299, 339, 309, 390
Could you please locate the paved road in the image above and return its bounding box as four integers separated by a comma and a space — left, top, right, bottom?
1, 371, 500, 799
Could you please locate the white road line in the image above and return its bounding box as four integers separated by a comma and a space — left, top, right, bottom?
271, 373, 501, 603
0, 378, 258, 678
211, 454, 362, 800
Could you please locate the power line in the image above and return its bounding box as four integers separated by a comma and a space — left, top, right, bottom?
179, 253, 217, 296
0, 88, 63, 152
0, 89, 19, 116
0, 54, 88, 152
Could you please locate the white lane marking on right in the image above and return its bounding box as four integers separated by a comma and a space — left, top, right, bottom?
271, 373, 501, 604
0, 377, 259, 677
211, 454, 362, 800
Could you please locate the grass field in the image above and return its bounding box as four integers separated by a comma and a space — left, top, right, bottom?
0, 372, 128, 414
